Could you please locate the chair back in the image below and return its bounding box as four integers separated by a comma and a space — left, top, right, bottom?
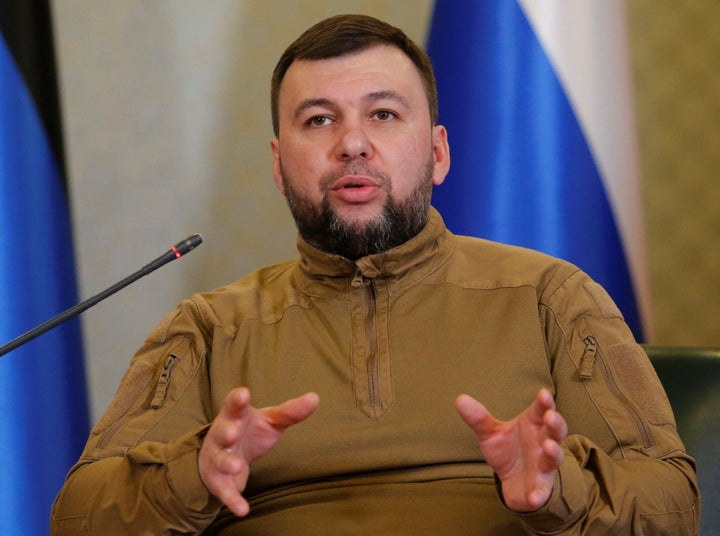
645, 345, 720, 535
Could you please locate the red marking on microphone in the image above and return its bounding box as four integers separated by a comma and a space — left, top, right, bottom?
171, 245, 182, 259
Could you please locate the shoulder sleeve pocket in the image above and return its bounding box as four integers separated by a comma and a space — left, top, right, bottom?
89, 337, 205, 455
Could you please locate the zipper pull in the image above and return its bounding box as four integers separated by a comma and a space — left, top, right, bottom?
579, 336, 598, 380
351, 269, 365, 288
151, 354, 178, 409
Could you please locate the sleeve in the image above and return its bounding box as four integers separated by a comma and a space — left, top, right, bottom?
50, 297, 224, 535
517, 270, 701, 535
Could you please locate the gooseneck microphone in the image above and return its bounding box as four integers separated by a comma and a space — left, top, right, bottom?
0, 233, 203, 358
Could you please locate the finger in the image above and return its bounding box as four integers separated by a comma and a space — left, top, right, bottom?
537, 388, 556, 409
198, 448, 251, 517
526, 484, 553, 511
211, 447, 245, 475
209, 388, 256, 448
541, 438, 565, 470
455, 394, 500, 439
221, 387, 253, 419
263, 392, 320, 429
207, 479, 251, 518
527, 389, 556, 424
543, 410, 568, 443
205, 414, 245, 449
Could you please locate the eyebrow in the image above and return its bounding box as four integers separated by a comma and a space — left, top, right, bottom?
293, 98, 334, 121
293, 90, 410, 121
365, 90, 409, 109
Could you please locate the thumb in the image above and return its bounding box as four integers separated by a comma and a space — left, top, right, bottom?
455, 394, 501, 440
263, 392, 320, 429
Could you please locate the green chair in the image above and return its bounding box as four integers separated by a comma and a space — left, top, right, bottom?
644, 345, 720, 535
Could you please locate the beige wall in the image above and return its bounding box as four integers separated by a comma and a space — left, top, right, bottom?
627, 0, 720, 346
52, 1, 718, 420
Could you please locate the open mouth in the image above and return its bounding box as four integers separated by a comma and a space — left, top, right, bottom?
329, 175, 381, 203
331, 176, 379, 190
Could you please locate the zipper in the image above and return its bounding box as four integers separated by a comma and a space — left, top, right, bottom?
583, 335, 655, 449
96, 353, 180, 449
351, 270, 364, 289
352, 269, 382, 413
364, 280, 379, 408
96, 413, 128, 449
96, 403, 149, 449
151, 354, 179, 409
579, 336, 597, 379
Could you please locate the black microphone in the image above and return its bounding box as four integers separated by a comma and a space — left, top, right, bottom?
0, 233, 203, 358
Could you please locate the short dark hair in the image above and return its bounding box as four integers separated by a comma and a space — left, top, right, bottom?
271, 14, 438, 136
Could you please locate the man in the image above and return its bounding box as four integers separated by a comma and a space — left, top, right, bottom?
51, 14, 699, 535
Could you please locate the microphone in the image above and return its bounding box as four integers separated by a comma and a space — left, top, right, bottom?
0, 233, 203, 358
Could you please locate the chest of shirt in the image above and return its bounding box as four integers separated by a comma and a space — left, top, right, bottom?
207, 282, 551, 495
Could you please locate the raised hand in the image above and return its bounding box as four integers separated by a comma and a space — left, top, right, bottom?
455, 388, 567, 512
198, 387, 320, 517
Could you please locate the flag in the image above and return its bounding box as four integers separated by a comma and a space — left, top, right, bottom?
427, 0, 651, 341
0, 1, 89, 533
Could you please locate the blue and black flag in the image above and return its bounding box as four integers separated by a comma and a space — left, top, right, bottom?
0, 1, 89, 532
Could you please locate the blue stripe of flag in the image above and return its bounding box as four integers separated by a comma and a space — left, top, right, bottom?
0, 35, 89, 535
427, 0, 644, 340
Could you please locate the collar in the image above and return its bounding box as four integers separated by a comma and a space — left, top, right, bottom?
293, 206, 455, 296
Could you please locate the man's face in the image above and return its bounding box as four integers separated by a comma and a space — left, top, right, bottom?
271, 44, 450, 259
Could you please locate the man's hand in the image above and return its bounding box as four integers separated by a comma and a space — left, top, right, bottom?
455, 388, 567, 512
198, 387, 320, 517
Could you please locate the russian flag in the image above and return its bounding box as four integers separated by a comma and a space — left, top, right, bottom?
427, 0, 651, 341
0, 1, 89, 533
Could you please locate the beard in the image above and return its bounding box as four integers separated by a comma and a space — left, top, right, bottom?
281, 156, 435, 260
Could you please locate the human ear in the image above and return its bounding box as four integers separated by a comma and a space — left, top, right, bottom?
270, 138, 286, 195
431, 125, 450, 186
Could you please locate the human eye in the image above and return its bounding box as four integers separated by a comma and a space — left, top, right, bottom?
371, 109, 398, 121
305, 115, 333, 128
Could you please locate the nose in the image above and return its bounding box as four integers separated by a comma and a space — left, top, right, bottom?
334, 120, 374, 161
